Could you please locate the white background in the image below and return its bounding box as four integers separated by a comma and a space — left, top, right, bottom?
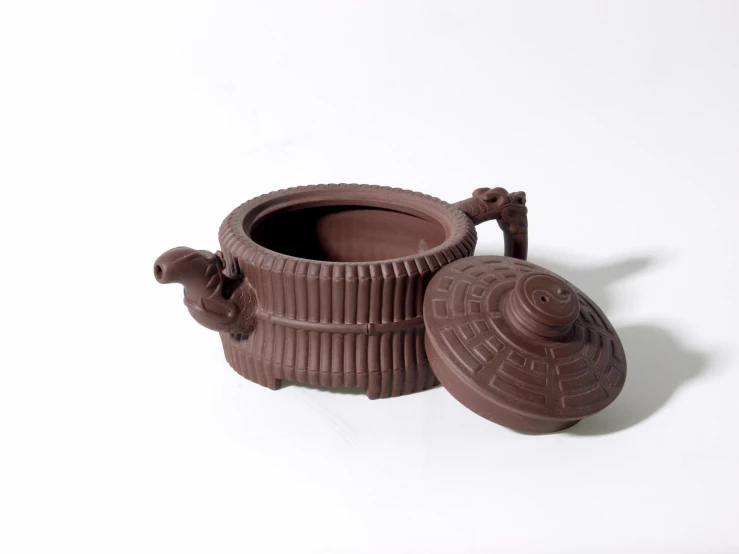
1, 1, 738, 553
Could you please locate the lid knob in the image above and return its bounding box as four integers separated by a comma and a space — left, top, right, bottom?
504, 272, 580, 340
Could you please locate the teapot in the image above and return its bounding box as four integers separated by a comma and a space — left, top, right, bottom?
155, 184, 625, 432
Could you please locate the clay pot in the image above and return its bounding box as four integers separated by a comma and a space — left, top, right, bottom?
154, 184, 528, 399
155, 183, 627, 433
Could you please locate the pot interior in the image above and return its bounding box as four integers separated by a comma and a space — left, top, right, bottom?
249, 204, 449, 262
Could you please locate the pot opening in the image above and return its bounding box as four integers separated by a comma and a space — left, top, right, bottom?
249, 204, 449, 262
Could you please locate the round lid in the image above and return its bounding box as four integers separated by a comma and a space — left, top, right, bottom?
423, 256, 626, 433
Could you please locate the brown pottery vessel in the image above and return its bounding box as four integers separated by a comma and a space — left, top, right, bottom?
155, 184, 625, 432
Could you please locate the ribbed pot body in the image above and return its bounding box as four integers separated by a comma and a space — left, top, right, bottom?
217, 184, 477, 398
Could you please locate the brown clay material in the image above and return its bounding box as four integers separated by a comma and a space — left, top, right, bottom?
423, 256, 626, 433
154, 247, 256, 335
454, 187, 528, 260
154, 184, 528, 399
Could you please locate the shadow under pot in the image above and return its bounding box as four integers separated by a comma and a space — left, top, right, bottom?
154, 184, 527, 396
154, 184, 626, 433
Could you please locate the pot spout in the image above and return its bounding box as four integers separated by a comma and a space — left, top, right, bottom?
154, 247, 254, 335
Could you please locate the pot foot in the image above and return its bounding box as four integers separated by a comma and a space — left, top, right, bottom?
255, 376, 282, 391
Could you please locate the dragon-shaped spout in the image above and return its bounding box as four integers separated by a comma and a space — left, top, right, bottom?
154, 247, 255, 335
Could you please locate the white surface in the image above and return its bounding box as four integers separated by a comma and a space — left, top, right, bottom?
1, 1, 738, 553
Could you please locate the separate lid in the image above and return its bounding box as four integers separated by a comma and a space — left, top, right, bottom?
423, 256, 626, 433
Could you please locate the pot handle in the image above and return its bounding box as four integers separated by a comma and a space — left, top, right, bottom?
454, 187, 528, 260
154, 247, 256, 336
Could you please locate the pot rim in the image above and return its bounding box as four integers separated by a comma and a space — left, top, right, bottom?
219, 183, 477, 267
